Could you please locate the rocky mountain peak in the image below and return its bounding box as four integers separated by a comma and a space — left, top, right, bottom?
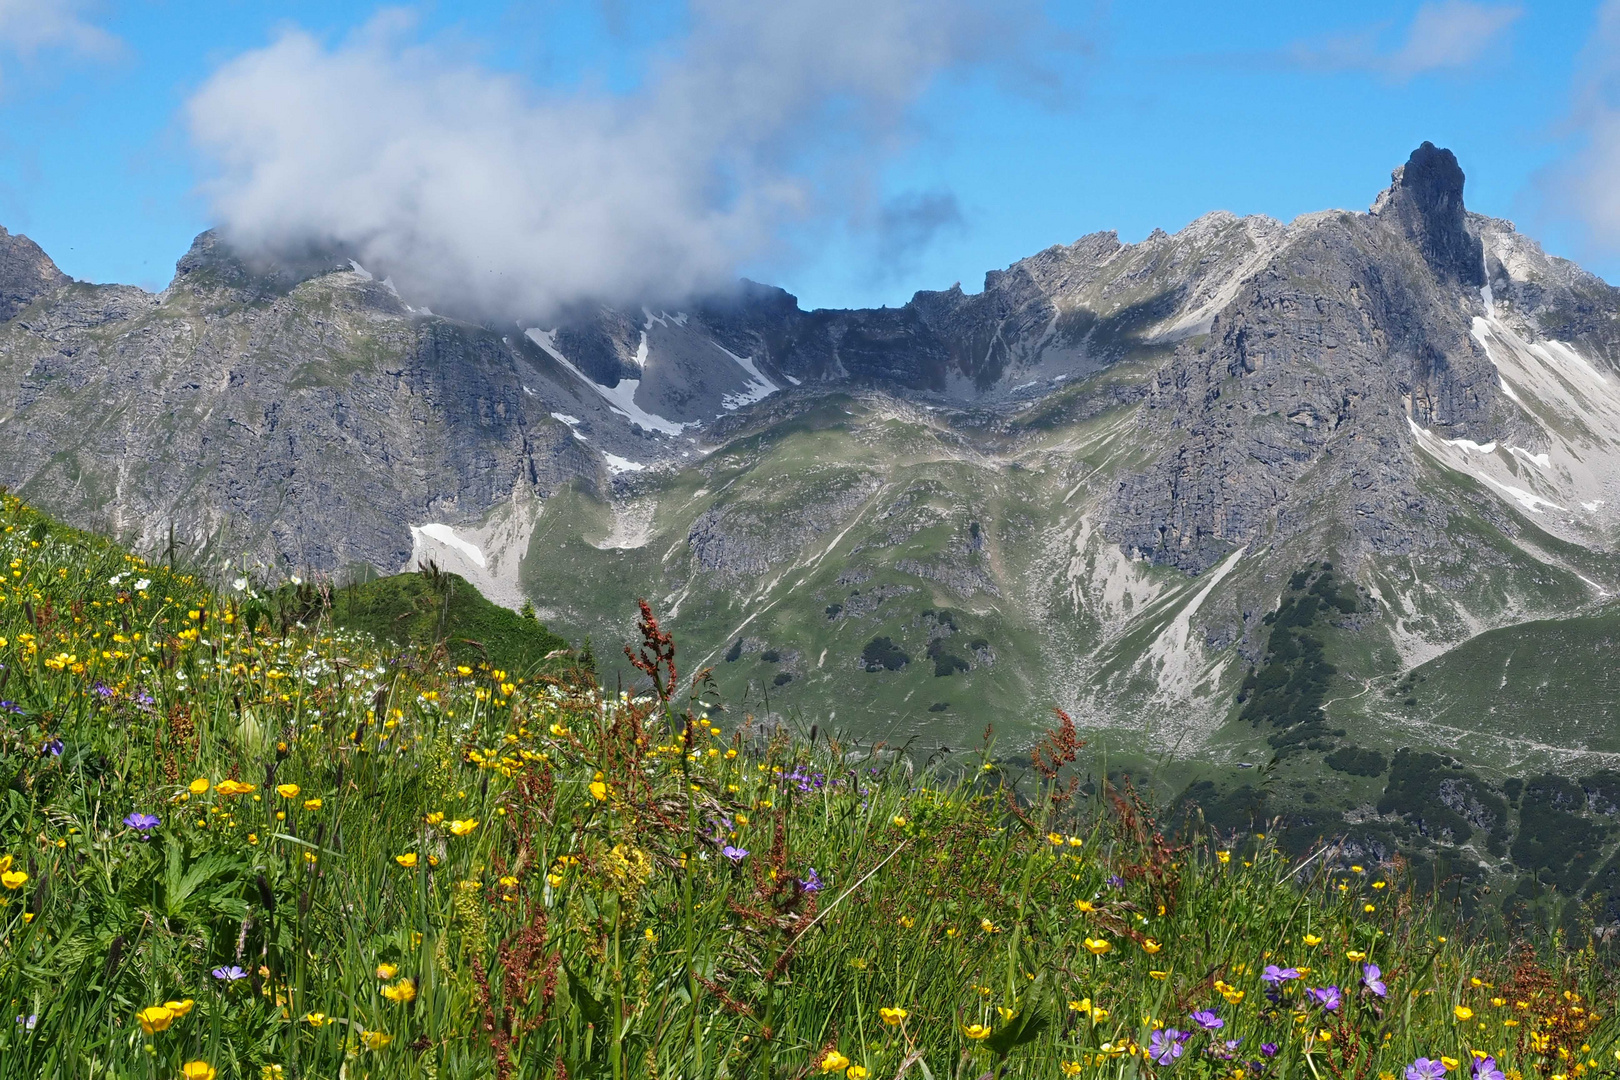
1371, 141, 1485, 287
0, 226, 70, 321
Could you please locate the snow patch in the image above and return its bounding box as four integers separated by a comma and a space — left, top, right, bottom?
602, 453, 646, 474
1507, 446, 1549, 469
549, 412, 581, 426
714, 344, 779, 410
525, 328, 692, 435
411, 523, 486, 568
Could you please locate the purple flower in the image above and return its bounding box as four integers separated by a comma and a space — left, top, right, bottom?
1261, 965, 1300, 986
15, 1014, 36, 1030
123, 812, 160, 833
1362, 964, 1387, 998
41, 739, 62, 757
721, 845, 748, 863
1306, 985, 1342, 1012
212, 965, 247, 981
92, 683, 115, 698
1261, 1043, 1279, 1058
1406, 1059, 1448, 1080
1149, 1029, 1190, 1066
799, 868, 823, 892
0, 701, 21, 714
1224, 1039, 1244, 1053
1106, 874, 1126, 889
1190, 1008, 1224, 1031
1471, 1057, 1505, 1080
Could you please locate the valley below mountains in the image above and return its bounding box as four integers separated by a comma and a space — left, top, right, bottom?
6, 142, 1620, 918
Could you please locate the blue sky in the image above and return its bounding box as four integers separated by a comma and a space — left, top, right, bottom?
1, 1, 1617, 312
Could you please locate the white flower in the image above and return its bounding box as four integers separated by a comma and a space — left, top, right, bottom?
107, 573, 125, 586
232, 577, 249, 592
133, 578, 150, 591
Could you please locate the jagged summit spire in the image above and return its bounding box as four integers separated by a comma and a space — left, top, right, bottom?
0, 226, 70, 321
1371, 141, 1485, 287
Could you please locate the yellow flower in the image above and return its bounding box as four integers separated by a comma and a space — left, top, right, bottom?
1075, 899, 1095, 913
275, 784, 300, 799
1441, 1057, 1460, 1070
1149, 970, 1169, 980
137, 1005, 175, 1034
382, 978, 417, 1003
165, 999, 194, 1018
448, 819, 478, 836
303, 1012, 330, 1027
188, 778, 210, 795
1069, 998, 1092, 1013
1084, 937, 1112, 955
897, 915, 915, 928
1372, 880, 1387, 889
1303, 934, 1322, 946
1062, 1063, 1083, 1076
1047, 832, 1064, 845
395, 853, 418, 868
892, 815, 907, 828
1454, 1006, 1474, 1021
1363, 903, 1376, 913
1142, 938, 1162, 954
361, 1030, 392, 1050
1, 869, 27, 890
303, 798, 322, 811
589, 781, 608, 802
180, 1062, 217, 1080
963, 1023, 992, 1040
821, 1050, 851, 1072
1345, 951, 1367, 961
846, 1068, 869, 1080
1217, 850, 1231, 864
216, 780, 254, 795
879, 1006, 908, 1025
980, 918, 997, 933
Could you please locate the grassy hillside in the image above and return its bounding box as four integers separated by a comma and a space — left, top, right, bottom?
0, 493, 1615, 1077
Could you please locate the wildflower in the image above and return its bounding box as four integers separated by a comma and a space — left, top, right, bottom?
424, 812, 444, 825
1261, 1044, 1279, 1058
1262, 965, 1301, 986
879, 1006, 908, 1025
124, 812, 160, 833
800, 868, 824, 892
1149, 1028, 1190, 1065
821, 1050, 851, 1072
275, 784, 300, 799
1303, 934, 1323, 946
1473, 1057, 1506, 1080
395, 853, 418, 868
1406, 1060, 1449, 1080
1, 869, 28, 890
847, 1068, 869, 1080
1106, 874, 1126, 888
303, 798, 322, 811
1075, 899, 1095, 913
1084, 937, 1112, 955
1069, 998, 1092, 1013
1150, 970, 1169, 980
216, 780, 254, 795
1062, 1064, 1083, 1076
180, 1063, 217, 1080
188, 778, 210, 795
304, 1013, 330, 1027
1441, 1059, 1459, 1072
722, 845, 748, 863
892, 815, 907, 828
211, 966, 247, 981
963, 1023, 991, 1040
1346, 950, 1368, 961
376, 963, 398, 979
1363, 964, 1387, 998
1307, 986, 1342, 1012
137, 1005, 175, 1034
1143, 938, 1163, 953
1364, 904, 1376, 913
1191, 1009, 1224, 1031
589, 781, 608, 801
16, 1014, 35, 1030
361, 1030, 392, 1050
1454, 1006, 1474, 1021
1217, 851, 1231, 864
165, 999, 194, 1018
382, 978, 416, 1003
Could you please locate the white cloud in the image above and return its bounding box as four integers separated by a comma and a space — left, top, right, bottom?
1287, 1, 1522, 81
186, 1, 1070, 321
1540, 1, 1620, 251
0, 0, 116, 60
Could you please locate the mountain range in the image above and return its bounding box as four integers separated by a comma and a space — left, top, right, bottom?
6, 143, 1620, 905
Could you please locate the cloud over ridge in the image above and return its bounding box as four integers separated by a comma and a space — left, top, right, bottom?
186, 1, 1068, 321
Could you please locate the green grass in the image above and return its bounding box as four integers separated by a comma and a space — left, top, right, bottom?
0, 494, 1615, 1077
